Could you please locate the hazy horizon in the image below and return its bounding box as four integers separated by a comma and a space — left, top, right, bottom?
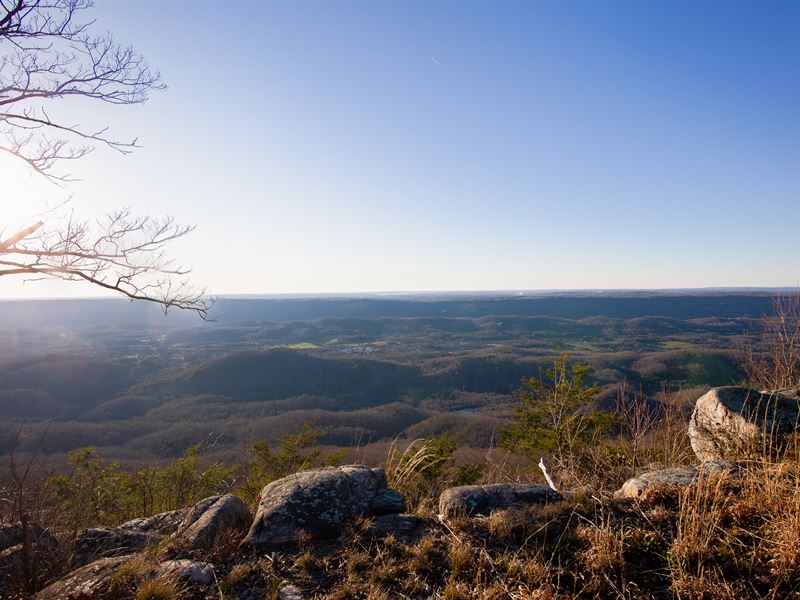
2, 286, 800, 304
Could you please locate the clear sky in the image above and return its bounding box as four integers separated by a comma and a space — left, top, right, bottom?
2, 0, 799, 298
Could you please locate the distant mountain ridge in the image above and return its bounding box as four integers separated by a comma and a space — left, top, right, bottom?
0, 293, 783, 327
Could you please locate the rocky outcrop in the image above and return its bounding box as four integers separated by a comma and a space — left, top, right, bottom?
70, 506, 191, 569
613, 461, 738, 499
240, 465, 406, 548
34, 555, 130, 600
688, 387, 800, 462
175, 494, 251, 550
70, 527, 156, 569
70, 497, 249, 568
438, 484, 562, 519
118, 505, 191, 535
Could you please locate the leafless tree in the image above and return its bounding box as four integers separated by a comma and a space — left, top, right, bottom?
615, 382, 660, 472
1, 0, 211, 317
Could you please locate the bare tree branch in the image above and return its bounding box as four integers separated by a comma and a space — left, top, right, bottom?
0, 208, 213, 318
1, 0, 164, 182
1, 1, 211, 317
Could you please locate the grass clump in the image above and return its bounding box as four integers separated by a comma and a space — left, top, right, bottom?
134, 577, 186, 600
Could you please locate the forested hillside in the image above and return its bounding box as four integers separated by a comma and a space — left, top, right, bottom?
0, 295, 755, 462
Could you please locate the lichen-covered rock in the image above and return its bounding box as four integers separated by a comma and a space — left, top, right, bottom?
438, 484, 562, 519
688, 387, 800, 462
613, 461, 738, 499
70, 527, 156, 569
154, 559, 215, 584
240, 465, 406, 548
175, 494, 251, 550
34, 555, 130, 600
118, 506, 191, 535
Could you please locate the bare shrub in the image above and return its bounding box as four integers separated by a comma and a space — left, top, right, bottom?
743, 294, 800, 390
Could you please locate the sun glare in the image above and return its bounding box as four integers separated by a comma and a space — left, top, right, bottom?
0, 154, 63, 231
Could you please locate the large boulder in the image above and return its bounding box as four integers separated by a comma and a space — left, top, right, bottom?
240, 465, 406, 548
175, 494, 251, 550
438, 484, 562, 519
34, 555, 130, 600
613, 461, 738, 499
688, 387, 800, 462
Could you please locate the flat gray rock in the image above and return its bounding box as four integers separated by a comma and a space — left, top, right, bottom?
613, 461, 738, 499
438, 484, 562, 519
689, 386, 800, 462
240, 465, 406, 548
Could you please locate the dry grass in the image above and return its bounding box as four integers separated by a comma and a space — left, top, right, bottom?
134, 577, 186, 600
576, 517, 625, 576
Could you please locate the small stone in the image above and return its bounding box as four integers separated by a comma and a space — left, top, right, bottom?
279, 584, 304, 600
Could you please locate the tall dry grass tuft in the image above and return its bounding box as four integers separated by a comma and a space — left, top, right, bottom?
669, 469, 731, 575
577, 516, 625, 577
385, 438, 439, 491
134, 576, 187, 600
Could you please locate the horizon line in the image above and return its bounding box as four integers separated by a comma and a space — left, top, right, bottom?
2, 286, 800, 303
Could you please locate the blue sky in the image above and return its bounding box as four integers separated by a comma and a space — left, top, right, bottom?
2, 0, 799, 297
